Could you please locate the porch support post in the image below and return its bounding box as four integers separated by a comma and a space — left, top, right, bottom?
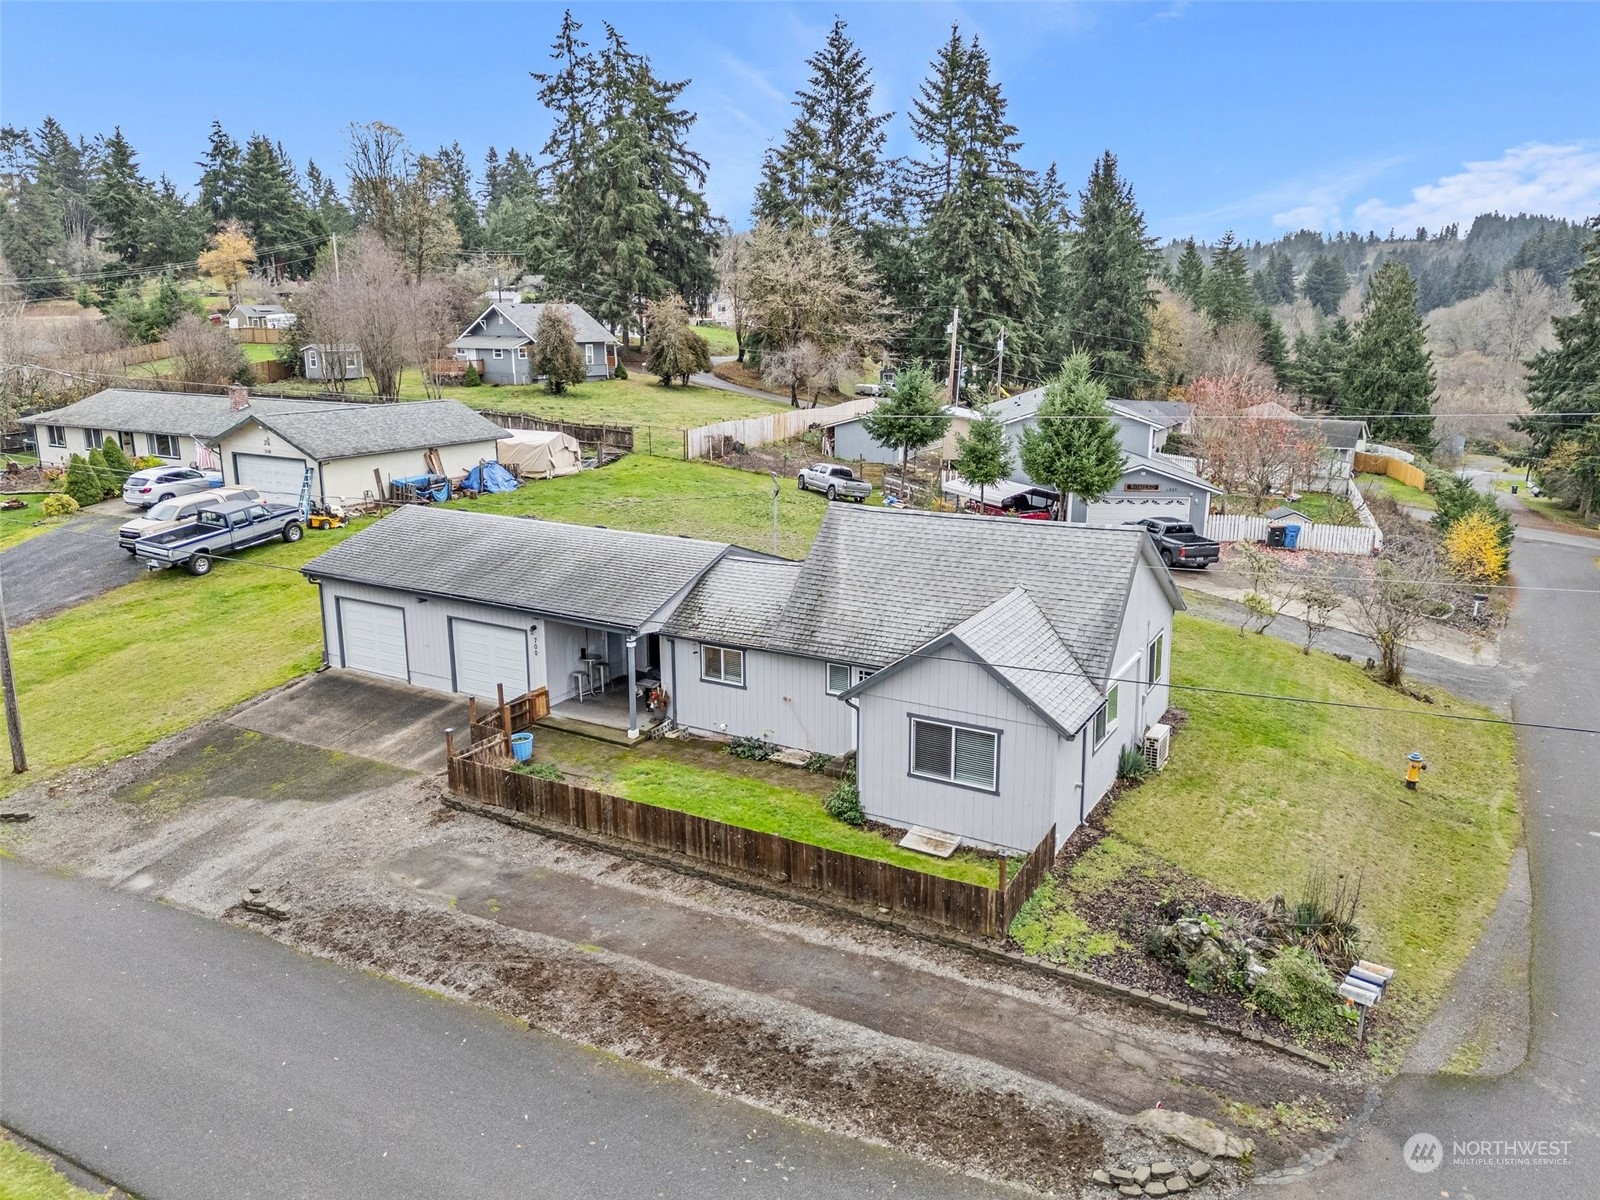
625, 635, 639, 740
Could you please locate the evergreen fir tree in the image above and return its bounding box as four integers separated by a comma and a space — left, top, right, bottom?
435, 141, 482, 252
531, 304, 587, 394
950, 404, 1014, 507
859, 363, 950, 483
533, 11, 603, 291
1199, 231, 1252, 327
196, 120, 242, 225
141, 177, 202, 269
91, 127, 152, 265
1284, 318, 1352, 411
63, 454, 103, 508
1173, 239, 1206, 303
1514, 219, 1600, 456
1256, 308, 1290, 385
1059, 149, 1157, 392
0, 140, 70, 298
1017, 351, 1125, 518
235, 136, 318, 277
1253, 249, 1296, 306
753, 18, 891, 232
1028, 163, 1075, 375
1302, 255, 1349, 315
1341, 261, 1436, 447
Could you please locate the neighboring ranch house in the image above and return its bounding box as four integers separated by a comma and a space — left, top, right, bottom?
25, 386, 505, 505
449, 301, 617, 386
301, 344, 365, 382
1242, 401, 1370, 483
305, 504, 1182, 853
227, 304, 295, 329
211, 394, 506, 505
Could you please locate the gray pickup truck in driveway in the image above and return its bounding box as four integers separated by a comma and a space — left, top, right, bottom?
796, 463, 872, 502
133, 498, 304, 575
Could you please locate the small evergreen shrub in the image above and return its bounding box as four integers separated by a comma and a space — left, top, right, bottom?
824, 779, 865, 826
612, 363, 629, 380
728, 735, 774, 761
99, 438, 133, 480
63, 455, 104, 507
42, 493, 79, 518
87, 447, 117, 496
1117, 744, 1151, 781
463, 364, 482, 387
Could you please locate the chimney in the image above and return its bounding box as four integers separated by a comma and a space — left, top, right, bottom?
227, 384, 250, 412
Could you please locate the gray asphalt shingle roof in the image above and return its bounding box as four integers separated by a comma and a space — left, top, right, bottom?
763, 505, 1171, 683
663, 558, 802, 646
220, 400, 506, 460
455, 301, 613, 347
302, 506, 730, 630
1111, 399, 1193, 429
24, 389, 340, 439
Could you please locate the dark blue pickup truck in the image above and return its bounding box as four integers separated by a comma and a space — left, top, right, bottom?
133, 498, 304, 575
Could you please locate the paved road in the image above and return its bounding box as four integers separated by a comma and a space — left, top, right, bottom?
691, 358, 789, 404
0, 512, 143, 624
1280, 519, 1600, 1198
0, 863, 1014, 1200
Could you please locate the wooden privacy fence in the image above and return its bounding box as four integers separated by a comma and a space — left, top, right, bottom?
229, 326, 285, 344
1205, 513, 1380, 555
684, 397, 880, 461
465, 687, 551, 747
446, 693, 1055, 939
479, 410, 633, 460
1354, 451, 1427, 491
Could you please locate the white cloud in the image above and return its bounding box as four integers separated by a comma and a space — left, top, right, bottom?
1353, 143, 1600, 234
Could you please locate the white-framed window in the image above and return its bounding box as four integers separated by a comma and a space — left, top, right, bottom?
148, 433, 180, 459
306, 350, 319, 370
700, 644, 745, 687
1147, 634, 1164, 689
454, 348, 468, 359
1093, 685, 1120, 747
854, 667, 876, 685
46, 425, 66, 449
345, 352, 357, 370
826, 663, 851, 695
910, 718, 998, 792
84, 428, 104, 449
584, 343, 596, 366
492, 348, 505, 360
516, 347, 528, 359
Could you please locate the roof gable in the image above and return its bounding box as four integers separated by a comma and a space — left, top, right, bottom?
215, 400, 507, 461
458, 301, 613, 346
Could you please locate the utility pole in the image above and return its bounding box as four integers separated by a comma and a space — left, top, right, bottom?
331, 233, 341, 282
995, 328, 1006, 399
0, 568, 25, 774
770, 472, 780, 556
946, 306, 960, 404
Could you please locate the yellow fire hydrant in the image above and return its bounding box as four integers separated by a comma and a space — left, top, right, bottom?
1405, 751, 1428, 791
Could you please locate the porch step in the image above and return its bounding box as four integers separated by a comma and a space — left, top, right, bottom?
536, 712, 647, 747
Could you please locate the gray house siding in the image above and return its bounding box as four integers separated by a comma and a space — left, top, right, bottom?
829, 419, 903, 466
853, 643, 1068, 852
664, 640, 857, 756
302, 347, 363, 382
1112, 416, 1159, 459
1071, 465, 1211, 527
478, 346, 532, 386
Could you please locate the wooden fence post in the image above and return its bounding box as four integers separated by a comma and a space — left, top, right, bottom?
444, 727, 455, 761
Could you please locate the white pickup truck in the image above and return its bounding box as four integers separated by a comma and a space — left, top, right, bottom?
796, 463, 872, 502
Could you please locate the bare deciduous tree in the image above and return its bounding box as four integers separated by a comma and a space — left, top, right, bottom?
167, 314, 248, 386
344, 122, 462, 282
1191, 319, 1274, 388
1188, 375, 1329, 507
713, 230, 751, 360
1346, 541, 1446, 686
299, 232, 420, 398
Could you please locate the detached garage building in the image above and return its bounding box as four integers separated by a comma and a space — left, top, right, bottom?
301, 507, 740, 736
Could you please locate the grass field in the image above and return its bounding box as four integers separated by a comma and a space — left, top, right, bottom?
1357, 472, 1436, 511
0, 520, 366, 801
242, 342, 280, 363
447, 454, 846, 558
0, 496, 62, 553
535, 729, 998, 886
1222, 491, 1361, 526
0, 1136, 105, 1200
1076, 613, 1518, 1019
693, 324, 740, 355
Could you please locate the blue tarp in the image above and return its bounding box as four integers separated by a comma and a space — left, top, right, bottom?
392, 473, 450, 503
462, 461, 520, 494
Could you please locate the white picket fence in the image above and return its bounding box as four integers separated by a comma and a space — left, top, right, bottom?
1205, 507, 1381, 555
684, 398, 879, 460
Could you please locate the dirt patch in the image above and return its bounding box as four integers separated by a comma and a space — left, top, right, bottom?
0, 465, 59, 493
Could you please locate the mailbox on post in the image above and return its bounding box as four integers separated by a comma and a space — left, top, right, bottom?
1338, 960, 1395, 1041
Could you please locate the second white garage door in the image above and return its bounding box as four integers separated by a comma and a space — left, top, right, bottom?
451, 619, 531, 700
338, 599, 409, 681
1083, 495, 1192, 526
234, 453, 308, 504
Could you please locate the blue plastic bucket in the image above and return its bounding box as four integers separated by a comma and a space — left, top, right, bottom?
510, 732, 534, 762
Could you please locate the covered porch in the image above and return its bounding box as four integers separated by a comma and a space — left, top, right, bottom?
546, 685, 667, 742
544, 620, 665, 741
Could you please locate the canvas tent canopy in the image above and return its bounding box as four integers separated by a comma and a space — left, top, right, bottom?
497, 429, 582, 479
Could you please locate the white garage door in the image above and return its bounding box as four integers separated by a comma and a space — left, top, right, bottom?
1083, 495, 1192, 526
451, 619, 530, 700
338, 599, 409, 681
234, 453, 308, 504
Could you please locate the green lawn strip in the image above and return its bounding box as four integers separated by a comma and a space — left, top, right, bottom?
0, 497, 63, 552
1516, 493, 1599, 532
0, 521, 369, 801
446, 455, 829, 559
692, 324, 740, 355
1099, 612, 1517, 1019
1356, 472, 1436, 511
242, 342, 280, 363
0, 1135, 110, 1200
531, 728, 997, 886
1221, 492, 1360, 525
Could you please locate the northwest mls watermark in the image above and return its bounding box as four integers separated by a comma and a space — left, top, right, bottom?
1404, 1132, 1573, 1173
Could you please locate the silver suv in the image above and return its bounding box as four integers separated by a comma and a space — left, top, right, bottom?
123, 466, 222, 508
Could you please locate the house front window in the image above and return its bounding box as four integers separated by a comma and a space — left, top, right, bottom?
492, 349, 505, 360
46, 425, 66, 449
149, 433, 180, 459
700, 644, 745, 687
1147, 634, 1164, 688
1093, 685, 1120, 747
910, 718, 998, 792
454, 348, 468, 359
584, 343, 596, 366
84, 428, 104, 449
516, 347, 528, 359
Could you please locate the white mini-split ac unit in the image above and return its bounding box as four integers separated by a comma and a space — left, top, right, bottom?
1143, 723, 1172, 772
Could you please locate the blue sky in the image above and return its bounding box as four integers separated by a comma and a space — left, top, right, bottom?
3, 1, 1597, 242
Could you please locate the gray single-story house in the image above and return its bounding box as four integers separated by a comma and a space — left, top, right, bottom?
302, 344, 365, 382
305, 503, 1183, 853
449, 301, 617, 386
26, 386, 505, 505
1243, 401, 1369, 483
227, 303, 294, 329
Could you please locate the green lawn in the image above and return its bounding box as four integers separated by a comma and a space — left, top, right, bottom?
447, 454, 839, 559
1357, 472, 1436, 511
693, 324, 740, 355
532, 728, 999, 886
0, 520, 369, 801
1514, 492, 1599, 532
242, 342, 280, 363
1222, 491, 1361, 526
0, 497, 63, 553
0, 1137, 105, 1200
1078, 613, 1518, 1019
